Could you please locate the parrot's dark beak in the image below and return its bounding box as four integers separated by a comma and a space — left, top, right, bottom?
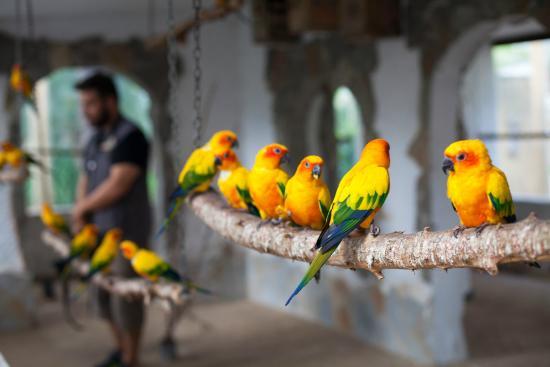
442, 157, 454, 175
232, 139, 239, 149
214, 156, 222, 167
280, 153, 290, 165
312, 165, 321, 179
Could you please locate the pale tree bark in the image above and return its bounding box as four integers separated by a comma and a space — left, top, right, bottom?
0, 166, 29, 183
188, 191, 550, 279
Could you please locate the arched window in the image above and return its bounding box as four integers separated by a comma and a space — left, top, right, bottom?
20, 68, 156, 214
332, 86, 364, 179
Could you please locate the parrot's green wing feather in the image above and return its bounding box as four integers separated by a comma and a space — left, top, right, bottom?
487, 168, 516, 223
319, 200, 330, 222
277, 182, 286, 197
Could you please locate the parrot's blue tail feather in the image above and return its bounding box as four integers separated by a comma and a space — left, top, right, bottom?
154, 186, 188, 240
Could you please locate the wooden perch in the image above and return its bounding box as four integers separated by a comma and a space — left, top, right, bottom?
41, 231, 190, 304
188, 191, 550, 278
0, 166, 29, 183
147, 0, 244, 48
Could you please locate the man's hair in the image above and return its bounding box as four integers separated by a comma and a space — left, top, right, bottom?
75, 72, 118, 100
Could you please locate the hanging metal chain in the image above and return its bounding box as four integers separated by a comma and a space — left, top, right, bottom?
14, 0, 22, 65
167, 0, 179, 132
191, 0, 202, 148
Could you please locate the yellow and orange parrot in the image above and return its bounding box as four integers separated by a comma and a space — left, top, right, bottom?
85, 228, 123, 280
155, 130, 239, 238
120, 240, 210, 294
55, 224, 99, 273
10, 64, 37, 111
282, 155, 331, 230
248, 143, 289, 220
285, 139, 390, 306
41, 203, 72, 237
217, 149, 260, 216
1, 142, 46, 171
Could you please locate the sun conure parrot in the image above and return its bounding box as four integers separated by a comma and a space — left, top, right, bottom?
120, 240, 211, 295
9, 64, 37, 112
85, 228, 123, 280
285, 139, 390, 306
217, 149, 260, 217
40, 203, 72, 237
155, 130, 239, 239
248, 143, 289, 220
1, 142, 46, 172
442, 140, 540, 267
281, 155, 331, 230
55, 224, 99, 274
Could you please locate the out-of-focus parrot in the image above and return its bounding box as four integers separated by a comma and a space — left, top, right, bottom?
285, 139, 390, 306
155, 130, 239, 239
9, 64, 37, 111
85, 228, 123, 280
41, 203, 72, 237
120, 240, 211, 295
1, 142, 46, 172
248, 143, 289, 220
217, 149, 260, 216
55, 224, 99, 273
282, 155, 331, 230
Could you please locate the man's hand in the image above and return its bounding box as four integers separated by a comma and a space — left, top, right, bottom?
72, 201, 88, 233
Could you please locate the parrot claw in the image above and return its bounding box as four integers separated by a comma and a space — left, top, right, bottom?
474, 223, 490, 237
270, 218, 283, 226
452, 225, 466, 238
257, 220, 268, 229
369, 224, 380, 237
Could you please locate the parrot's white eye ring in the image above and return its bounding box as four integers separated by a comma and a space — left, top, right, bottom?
304, 161, 310, 168
274, 148, 281, 154
457, 153, 466, 161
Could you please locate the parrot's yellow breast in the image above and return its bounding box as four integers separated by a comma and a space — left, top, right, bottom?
218, 167, 248, 210
284, 177, 327, 230
249, 167, 288, 219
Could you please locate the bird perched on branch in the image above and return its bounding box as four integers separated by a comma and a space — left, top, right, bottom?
281, 155, 331, 230
55, 224, 99, 274
217, 149, 259, 216
9, 64, 37, 112
286, 139, 390, 306
85, 228, 123, 280
1, 142, 46, 172
248, 143, 289, 220
155, 130, 239, 239
41, 203, 72, 237
120, 240, 210, 295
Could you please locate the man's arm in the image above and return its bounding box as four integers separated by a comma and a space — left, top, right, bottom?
73, 163, 141, 220
76, 174, 88, 203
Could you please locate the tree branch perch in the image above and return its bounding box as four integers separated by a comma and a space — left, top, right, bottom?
41, 231, 190, 304
188, 191, 550, 278
0, 166, 29, 183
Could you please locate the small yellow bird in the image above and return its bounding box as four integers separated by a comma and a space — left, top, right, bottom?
443, 139, 516, 230
155, 130, 238, 238
282, 155, 331, 230
55, 224, 99, 273
217, 149, 260, 216
248, 143, 290, 220
1, 142, 45, 171
286, 139, 390, 305
85, 228, 123, 279
41, 203, 72, 237
120, 241, 210, 294
9, 64, 36, 111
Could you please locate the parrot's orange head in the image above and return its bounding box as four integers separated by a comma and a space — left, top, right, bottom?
210, 130, 239, 151
255, 143, 289, 169
296, 155, 324, 180
82, 224, 99, 236
106, 228, 123, 242
1, 142, 15, 151
216, 149, 240, 170
41, 202, 53, 215
360, 139, 390, 168
120, 240, 139, 260
442, 139, 491, 175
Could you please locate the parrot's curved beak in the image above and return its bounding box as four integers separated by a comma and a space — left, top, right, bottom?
280, 153, 290, 165
232, 139, 239, 149
442, 157, 454, 175
214, 156, 222, 166
312, 164, 321, 179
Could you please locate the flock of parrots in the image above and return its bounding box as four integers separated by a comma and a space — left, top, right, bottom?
37, 129, 520, 306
